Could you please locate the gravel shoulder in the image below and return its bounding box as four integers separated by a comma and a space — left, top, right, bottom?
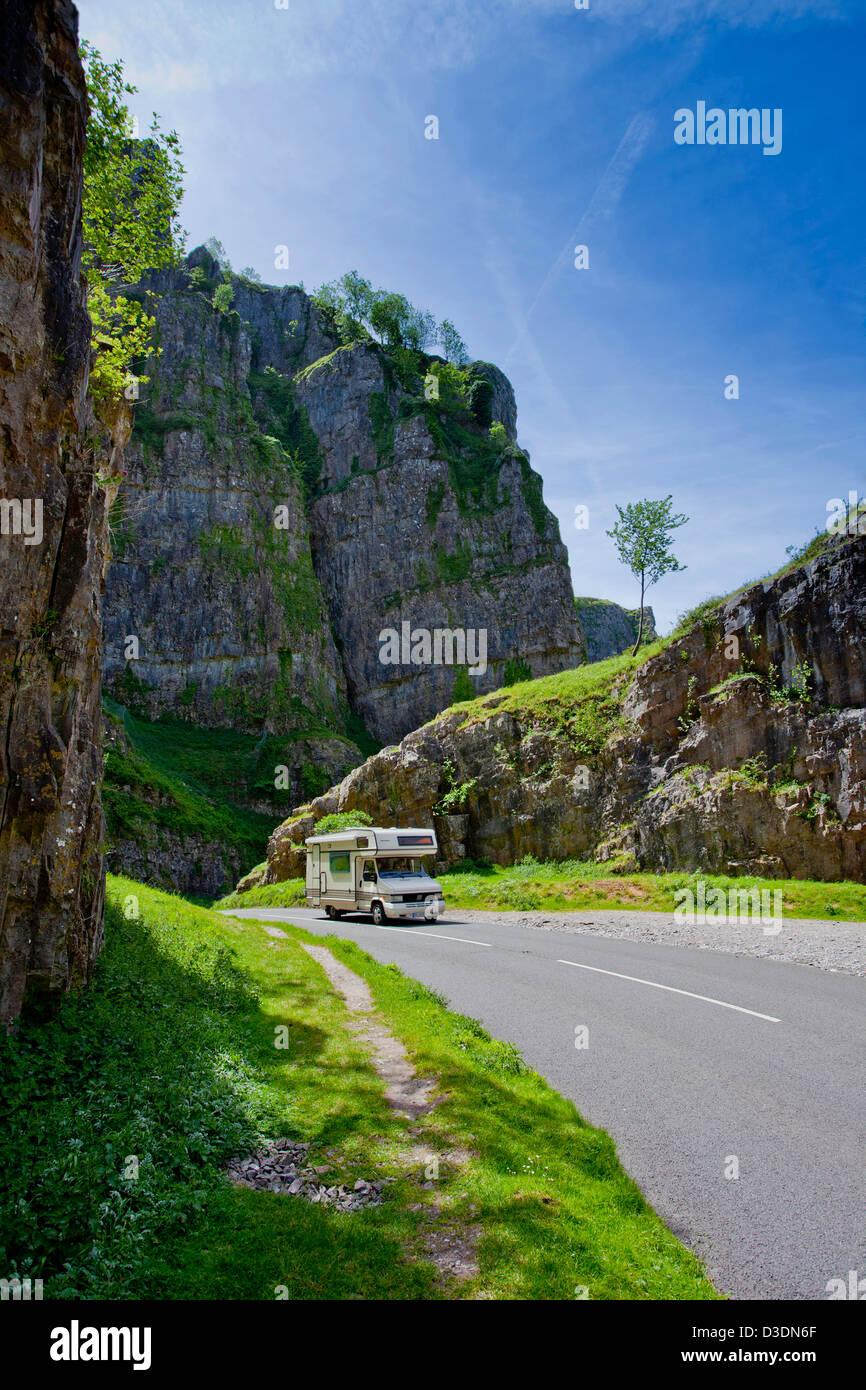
446, 907, 866, 977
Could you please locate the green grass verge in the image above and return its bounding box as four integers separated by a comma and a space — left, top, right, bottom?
0, 877, 717, 1300
215, 878, 306, 910
217, 862, 866, 922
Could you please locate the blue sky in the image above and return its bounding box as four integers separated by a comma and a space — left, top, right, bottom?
78, 0, 865, 631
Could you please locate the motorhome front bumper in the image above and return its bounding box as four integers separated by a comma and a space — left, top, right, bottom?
382, 897, 444, 921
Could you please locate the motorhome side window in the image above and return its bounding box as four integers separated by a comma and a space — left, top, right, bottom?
362, 861, 377, 882
329, 851, 351, 875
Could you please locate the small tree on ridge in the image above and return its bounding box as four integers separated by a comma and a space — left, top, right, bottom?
606, 496, 689, 655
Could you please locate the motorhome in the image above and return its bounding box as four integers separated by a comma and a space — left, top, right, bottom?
305, 826, 445, 924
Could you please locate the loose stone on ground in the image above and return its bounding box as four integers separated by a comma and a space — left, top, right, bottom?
225, 1138, 392, 1212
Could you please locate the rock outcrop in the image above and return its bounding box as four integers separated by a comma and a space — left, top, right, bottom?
574, 597, 656, 663
0, 0, 129, 1024
261, 534, 866, 884
104, 251, 584, 751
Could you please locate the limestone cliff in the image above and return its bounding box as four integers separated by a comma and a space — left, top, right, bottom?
102, 249, 357, 752
0, 0, 129, 1024
262, 534, 866, 885
104, 251, 584, 754
299, 339, 582, 742
574, 597, 656, 663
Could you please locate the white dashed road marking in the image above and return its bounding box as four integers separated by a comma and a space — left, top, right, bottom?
376, 926, 493, 947
557, 957, 781, 1022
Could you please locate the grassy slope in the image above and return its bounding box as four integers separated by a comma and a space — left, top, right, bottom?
0, 878, 717, 1301
104, 703, 275, 875
436, 648, 663, 754
103, 700, 365, 881
667, 526, 849, 640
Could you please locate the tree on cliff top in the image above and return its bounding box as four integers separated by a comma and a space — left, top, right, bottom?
312, 271, 468, 364
606, 496, 689, 654
80, 42, 186, 402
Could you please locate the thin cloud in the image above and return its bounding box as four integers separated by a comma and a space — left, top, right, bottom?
79, 0, 853, 97
507, 0, 849, 26
506, 109, 656, 358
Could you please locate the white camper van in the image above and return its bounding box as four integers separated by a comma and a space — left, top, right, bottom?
305, 826, 446, 924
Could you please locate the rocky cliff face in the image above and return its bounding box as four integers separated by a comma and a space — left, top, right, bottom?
102, 250, 358, 758
299, 338, 582, 742
262, 534, 866, 885
574, 598, 656, 663
0, 0, 129, 1025
105, 251, 584, 756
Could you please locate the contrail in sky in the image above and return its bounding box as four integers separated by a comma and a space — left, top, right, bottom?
504, 110, 656, 363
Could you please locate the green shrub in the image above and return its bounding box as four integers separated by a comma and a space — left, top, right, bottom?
368, 391, 395, 462
300, 764, 332, 800
435, 777, 477, 815
494, 884, 543, 912
313, 810, 375, 835
212, 282, 235, 313
468, 376, 494, 427
502, 657, 532, 687
426, 360, 472, 415
452, 667, 475, 703
434, 536, 472, 584
425, 480, 446, 528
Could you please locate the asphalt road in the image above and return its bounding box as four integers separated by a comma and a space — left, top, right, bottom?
223, 904, 866, 1300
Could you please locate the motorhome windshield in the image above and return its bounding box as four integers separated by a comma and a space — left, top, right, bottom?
376, 857, 428, 877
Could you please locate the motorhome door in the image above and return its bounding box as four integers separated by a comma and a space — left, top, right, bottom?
307, 843, 321, 905
357, 856, 378, 909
